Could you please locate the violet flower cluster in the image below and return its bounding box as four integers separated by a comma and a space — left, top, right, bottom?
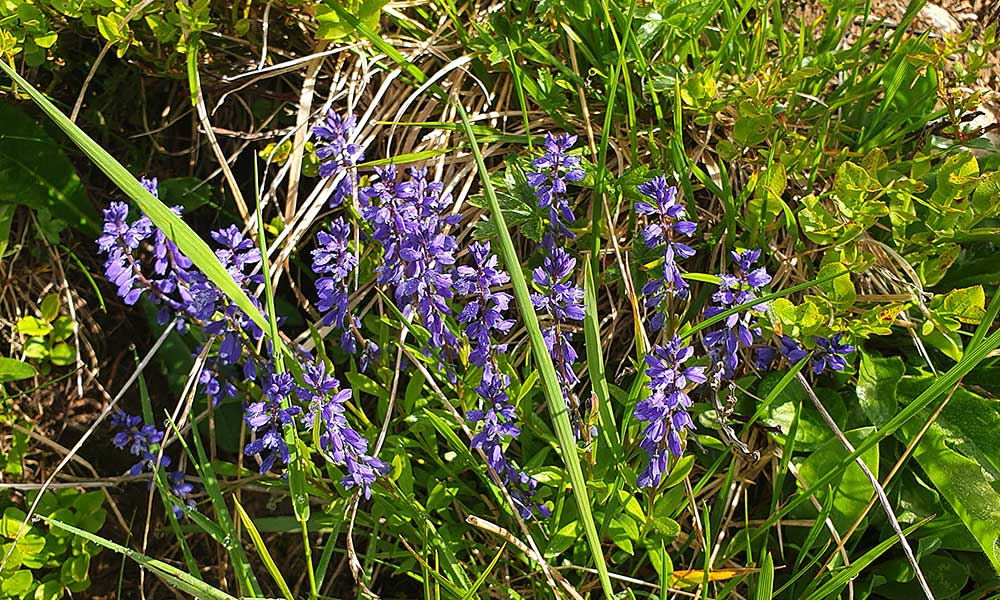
110, 411, 195, 518
298, 362, 389, 499
313, 111, 364, 207
635, 336, 706, 488
527, 133, 589, 440
757, 333, 854, 374
703, 250, 772, 379
98, 176, 389, 499
455, 242, 548, 518
635, 176, 697, 331
359, 165, 460, 354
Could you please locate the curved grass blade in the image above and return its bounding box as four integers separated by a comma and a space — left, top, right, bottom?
456, 108, 615, 600
0, 62, 269, 336
234, 498, 295, 600
38, 516, 238, 600
583, 259, 622, 463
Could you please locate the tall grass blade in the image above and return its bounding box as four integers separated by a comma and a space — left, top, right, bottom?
456, 107, 615, 599
0, 62, 269, 335
233, 498, 296, 600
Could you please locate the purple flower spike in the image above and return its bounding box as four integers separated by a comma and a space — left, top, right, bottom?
467, 364, 549, 519
703, 249, 771, 379
454, 241, 515, 368
811, 333, 854, 374
635, 175, 697, 329
312, 217, 358, 341
313, 111, 364, 206
635, 336, 706, 488
244, 372, 302, 474
526, 132, 585, 239
297, 362, 388, 499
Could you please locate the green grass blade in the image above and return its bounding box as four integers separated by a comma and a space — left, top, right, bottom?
456, 107, 615, 599
233, 498, 296, 600
0, 61, 269, 335
753, 552, 773, 600
38, 516, 238, 600
583, 259, 622, 463
461, 543, 507, 600
802, 518, 931, 600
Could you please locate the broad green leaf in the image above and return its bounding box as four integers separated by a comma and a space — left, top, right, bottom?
39, 294, 59, 322
16, 316, 52, 337
762, 374, 846, 450
0, 103, 97, 236
1, 507, 28, 538
856, 353, 903, 427
795, 428, 880, 532
0, 357, 36, 383
48, 342, 76, 366
1, 569, 32, 595
898, 377, 1000, 571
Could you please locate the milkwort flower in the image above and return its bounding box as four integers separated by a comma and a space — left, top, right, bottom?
359, 166, 460, 353
244, 372, 302, 474
98, 179, 219, 330
168, 471, 197, 519
754, 335, 808, 371
526, 132, 584, 239
110, 411, 171, 476
297, 362, 388, 499
810, 333, 854, 374
703, 250, 771, 379
312, 217, 361, 350
314, 111, 364, 207
635, 176, 697, 330
455, 242, 548, 518
529, 247, 587, 436
454, 242, 515, 368
635, 336, 706, 488
467, 365, 551, 519
202, 225, 268, 375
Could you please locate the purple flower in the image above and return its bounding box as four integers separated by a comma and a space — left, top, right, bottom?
110, 411, 171, 476
454, 242, 515, 368
312, 217, 358, 339
467, 364, 550, 519
635, 336, 706, 488
97, 202, 153, 305
526, 132, 584, 239
244, 372, 302, 474
168, 471, 197, 519
297, 362, 388, 498
780, 335, 808, 363
314, 111, 364, 206
635, 176, 697, 328
811, 334, 854, 374
703, 250, 771, 379
359, 167, 460, 352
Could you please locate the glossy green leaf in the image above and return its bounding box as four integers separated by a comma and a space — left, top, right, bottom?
856, 352, 903, 427
0, 357, 36, 383
795, 427, 880, 531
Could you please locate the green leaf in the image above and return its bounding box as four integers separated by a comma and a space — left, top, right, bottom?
48, 342, 76, 366
17, 316, 52, 337
50, 316, 73, 342
23, 338, 49, 360
2, 507, 28, 537
795, 427, 880, 531
0, 103, 97, 236
856, 353, 903, 427
897, 377, 1000, 571
31, 578, 61, 600
39, 294, 59, 322
233, 499, 294, 600
0, 357, 36, 383
1, 569, 32, 596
